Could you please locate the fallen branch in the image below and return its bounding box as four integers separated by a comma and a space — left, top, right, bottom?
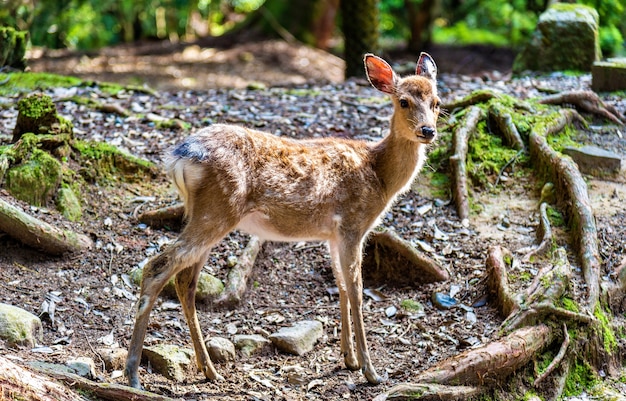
0, 356, 86, 401
30, 362, 182, 401
416, 325, 554, 386
486, 246, 519, 317
363, 229, 449, 286
375, 383, 483, 401
534, 324, 570, 387
450, 106, 483, 221
538, 90, 625, 126
0, 192, 92, 255
213, 235, 264, 309
528, 109, 601, 312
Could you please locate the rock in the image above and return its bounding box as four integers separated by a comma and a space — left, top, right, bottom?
66, 356, 96, 379
27, 361, 75, 375
431, 292, 458, 310
0, 303, 43, 348
563, 145, 623, 175
6, 145, 63, 206
592, 58, 626, 92
206, 337, 236, 363
97, 347, 127, 371
513, 3, 600, 73
132, 266, 224, 302
56, 186, 82, 222
142, 344, 194, 382
233, 334, 271, 357
269, 321, 324, 356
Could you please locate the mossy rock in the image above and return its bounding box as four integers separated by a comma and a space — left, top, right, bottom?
12, 94, 73, 142
6, 148, 63, 206
130, 267, 224, 302
513, 3, 601, 73
56, 186, 82, 222
0, 27, 28, 70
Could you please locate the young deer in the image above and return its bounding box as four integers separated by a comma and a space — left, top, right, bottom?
125, 53, 439, 388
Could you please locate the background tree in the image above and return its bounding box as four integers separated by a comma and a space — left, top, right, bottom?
340, 0, 379, 78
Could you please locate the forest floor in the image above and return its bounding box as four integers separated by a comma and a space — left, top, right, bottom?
1, 39, 625, 400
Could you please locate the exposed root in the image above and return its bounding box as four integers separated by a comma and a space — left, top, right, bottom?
138, 203, 185, 230
533, 324, 570, 387
213, 235, 264, 309
528, 109, 601, 312
489, 103, 525, 150
441, 89, 499, 111
450, 106, 483, 221
415, 325, 553, 386
538, 90, 625, 126
485, 246, 519, 317
363, 229, 449, 285
522, 202, 553, 262
375, 383, 483, 401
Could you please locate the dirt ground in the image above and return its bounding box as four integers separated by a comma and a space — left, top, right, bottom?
1, 39, 625, 400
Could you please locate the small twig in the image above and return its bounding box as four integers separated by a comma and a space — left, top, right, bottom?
495, 149, 525, 187
78, 322, 106, 372
534, 324, 570, 387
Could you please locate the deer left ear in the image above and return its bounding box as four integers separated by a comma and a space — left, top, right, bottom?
416, 52, 437, 81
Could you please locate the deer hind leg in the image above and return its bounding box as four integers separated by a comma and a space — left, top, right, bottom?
174, 259, 223, 381
328, 240, 358, 371
125, 225, 232, 388
337, 235, 384, 384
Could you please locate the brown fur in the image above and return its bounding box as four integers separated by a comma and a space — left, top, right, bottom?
125, 53, 440, 388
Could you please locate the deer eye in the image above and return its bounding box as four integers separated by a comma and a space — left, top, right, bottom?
399, 99, 409, 108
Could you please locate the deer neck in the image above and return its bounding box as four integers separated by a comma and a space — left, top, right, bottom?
370, 119, 425, 198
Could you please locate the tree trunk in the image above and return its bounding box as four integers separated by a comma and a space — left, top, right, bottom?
340, 0, 379, 78
405, 0, 439, 52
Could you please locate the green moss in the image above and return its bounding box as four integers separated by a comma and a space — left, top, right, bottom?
546, 125, 580, 152
594, 305, 617, 354
72, 140, 157, 182
0, 72, 83, 96
56, 186, 82, 222
6, 148, 62, 206
564, 359, 599, 396
546, 205, 566, 227
400, 299, 424, 313
561, 297, 579, 313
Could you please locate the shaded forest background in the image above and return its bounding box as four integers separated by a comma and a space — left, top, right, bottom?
2, 0, 625, 78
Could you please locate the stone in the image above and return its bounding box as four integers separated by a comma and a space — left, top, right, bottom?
0, 303, 43, 348
206, 337, 236, 363
142, 344, 194, 382
66, 356, 96, 379
269, 321, 324, 356
513, 3, 600, 73
97, 347, 128, 371
233, 334, 271, 357
131, 266, 224, 302
563, 145, 623, 175
56, 186, 82, 221
592, 58, 626, 92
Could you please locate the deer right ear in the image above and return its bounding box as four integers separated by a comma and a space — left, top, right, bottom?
364, 54, 397, 94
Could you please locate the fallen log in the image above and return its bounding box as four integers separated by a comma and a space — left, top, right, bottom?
0, 192, 92, 255
138, 203, 185, 230
375, 383, 483, 401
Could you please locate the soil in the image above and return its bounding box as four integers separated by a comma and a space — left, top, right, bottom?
1, 39, 625, 400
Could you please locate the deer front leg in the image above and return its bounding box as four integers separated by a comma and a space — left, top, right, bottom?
339, 237, 384, 384
328, 241, 358, 371
125, 250, 179, 389
174, 262, 223, 381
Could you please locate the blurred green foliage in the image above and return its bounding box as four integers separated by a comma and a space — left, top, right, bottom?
0, 0, 623, 56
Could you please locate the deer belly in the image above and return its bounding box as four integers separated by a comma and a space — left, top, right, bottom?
236, 211, 330, 242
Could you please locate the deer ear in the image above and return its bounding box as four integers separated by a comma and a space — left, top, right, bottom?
416, 52, 437, 81
364, 54, 397, 94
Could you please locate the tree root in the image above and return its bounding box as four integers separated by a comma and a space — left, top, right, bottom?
521, 202, 553, 262
0, 191, 92, 255
138, 203, 185, 230
450, 106, 482, 221
488, 103, 525, 150
442, 89, 500, 111
213, 235, 264, 309
538, 90, 626, 126
415, 325, 553, 386
363, 229, 449, 286
486, 246, 519, 317
528, 109, 601, 312
375, 383, 483, 401
533, 324, 569, 387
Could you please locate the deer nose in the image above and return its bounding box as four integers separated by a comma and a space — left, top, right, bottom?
421, 126, 436, 139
